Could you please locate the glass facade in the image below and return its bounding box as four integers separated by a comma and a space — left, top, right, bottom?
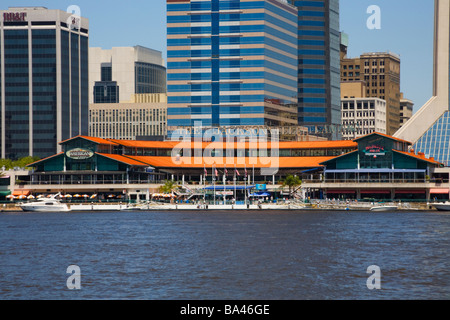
0, 9, 89, 160
32, 29, 57, 157
135, 62, 167, 94
167, 0, 299, 130
93, 82, 120, 103
290, 0, 341, 139
414, 111, 450, 166
3, 29, 30, 159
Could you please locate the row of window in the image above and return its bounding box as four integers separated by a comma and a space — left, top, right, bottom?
89, 108, 166, 123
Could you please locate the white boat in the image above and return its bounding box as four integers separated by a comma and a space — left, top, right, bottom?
370, 205, 398, 212
432, 202, 450, 211
20, 197, 71, 212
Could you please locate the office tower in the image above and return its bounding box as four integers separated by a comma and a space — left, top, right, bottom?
399, 93, 413, 128
341, 51, 401, 136
289, 0, 341, 139
395, 0, 450, 165
166, 0, 299, 132
89, 46, 167, 139
341, 97, 386, 140
89, 46, 166, 104
89, 93, 167, 140
0, 7, 89, 159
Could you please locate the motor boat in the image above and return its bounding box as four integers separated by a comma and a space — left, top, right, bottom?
20, 196, 71, 212
431, 202, 450, 211
370, 205, 398, 212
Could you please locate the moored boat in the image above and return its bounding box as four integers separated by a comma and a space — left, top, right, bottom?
20, 197, 71, 212
431, 202, 450, 211
370, 205, 398, 212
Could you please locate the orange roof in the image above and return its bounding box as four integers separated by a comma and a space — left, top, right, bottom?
124, 156, 334, 169
393, 150, 443, 165
96, 153, 151, 166
107, 139, 357, 150
59, 135, 119, 146
354, 132, 411, 145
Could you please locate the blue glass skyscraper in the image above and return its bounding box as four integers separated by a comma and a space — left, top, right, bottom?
167, 0, 299, 132
289, 0, 341, 139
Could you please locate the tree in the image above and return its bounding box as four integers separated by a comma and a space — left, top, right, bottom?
0, 156, 40, 171
159, 180, 179, 194
280, 175, 302, 198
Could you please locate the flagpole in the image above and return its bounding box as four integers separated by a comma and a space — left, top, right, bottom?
245, 164, 247, 206
223, 166, 226, 205
252, 165, 255, 185
203, 165, 207, 205
234, 166, 237, 203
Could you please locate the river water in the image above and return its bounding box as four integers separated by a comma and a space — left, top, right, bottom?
0, 210, 449, 300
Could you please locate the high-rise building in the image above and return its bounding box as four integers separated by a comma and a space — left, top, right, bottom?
0, 7, 89, 159
399, 93, 413, 128
89, 46, 166, 104
341, 97, 386, 140
341, 51, 401, 136
289, 0, 341, 139
89, 94, 167, 140
395, 0, 450, 165
89, 46, 167, 140
166, 0, 299, 132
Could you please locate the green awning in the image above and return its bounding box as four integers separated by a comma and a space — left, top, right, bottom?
0, 190, 12, 196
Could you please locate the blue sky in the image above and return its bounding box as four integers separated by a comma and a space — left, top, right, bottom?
3, 0, 435, 113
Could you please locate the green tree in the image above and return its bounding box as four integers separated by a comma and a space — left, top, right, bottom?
0, 156, 40, 171
159, 180, 179, 194
280, 175, 302, 198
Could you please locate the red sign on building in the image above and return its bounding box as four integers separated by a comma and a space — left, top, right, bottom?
3, 12, 27, 22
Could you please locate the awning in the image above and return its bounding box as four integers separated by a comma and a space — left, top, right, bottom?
325, 169, 426, 173
250, 192, 270, 197
204, 185, 254, 191
395, 190, 426, 194
360, 190, 391, 194
430, 189, 449, 194
327, 190, 356, 194
12, 190, 30, 196
0, 190, 11, 196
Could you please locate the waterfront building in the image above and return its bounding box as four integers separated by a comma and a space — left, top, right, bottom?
341, 97, 386, 140
166, 0, 299, 131
88, 94, 167, 140
89, 46, 166, 104
302, 132, 447, 201
3, 136, 357, 201
0, 7, 89, 159
289, 0, 342, 139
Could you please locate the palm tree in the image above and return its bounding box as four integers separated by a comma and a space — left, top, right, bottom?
159, 180, 178, 194
280, 175, 302, 198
